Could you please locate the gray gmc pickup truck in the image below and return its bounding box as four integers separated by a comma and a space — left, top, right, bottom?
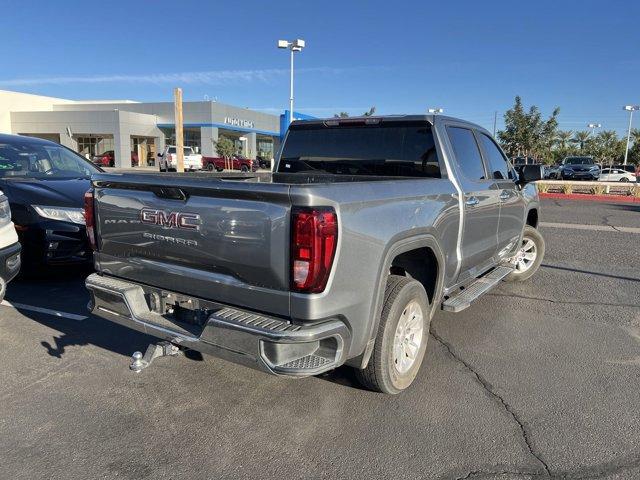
85, 115, 544, 394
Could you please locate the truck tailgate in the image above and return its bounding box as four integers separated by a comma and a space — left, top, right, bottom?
91, 174, 291, 316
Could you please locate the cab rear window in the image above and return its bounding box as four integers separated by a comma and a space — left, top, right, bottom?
279, 121, 441, 178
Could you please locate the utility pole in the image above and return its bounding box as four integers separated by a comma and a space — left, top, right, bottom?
174, 87, 184, 173
493, 111, 497, 137
623, 105, 640, 165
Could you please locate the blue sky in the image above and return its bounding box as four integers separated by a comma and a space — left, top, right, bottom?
1, 0, 638, 134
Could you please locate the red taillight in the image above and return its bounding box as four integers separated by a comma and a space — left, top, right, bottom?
83, 189, 97, 251
291, 208, 338, 293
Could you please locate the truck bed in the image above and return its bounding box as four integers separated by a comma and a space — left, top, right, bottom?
90, 170, 458, 340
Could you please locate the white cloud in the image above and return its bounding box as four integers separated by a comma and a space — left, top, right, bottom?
0, 66, 362, 87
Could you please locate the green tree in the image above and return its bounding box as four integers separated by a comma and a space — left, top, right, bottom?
333, 106, 377, 118
628, 128, 640, 165
555, 130, 573, 149
572, 131, 591, 150
588, 130, 624, 166
215, 136, 235, 169
363, 106, 376, 116
497, 96, 560, 163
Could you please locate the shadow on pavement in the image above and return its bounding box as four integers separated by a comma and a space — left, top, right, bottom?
607, 203, 640, 213
541, 263, 640, 282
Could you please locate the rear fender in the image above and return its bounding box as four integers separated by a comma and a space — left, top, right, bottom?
350, 234, 445, 369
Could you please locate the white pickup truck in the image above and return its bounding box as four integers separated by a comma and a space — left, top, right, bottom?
0, 190, 21, 301
157, 146, 202, 172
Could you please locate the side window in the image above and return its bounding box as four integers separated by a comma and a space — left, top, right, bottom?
446, 126, 486, 181
477, 133, 510, 180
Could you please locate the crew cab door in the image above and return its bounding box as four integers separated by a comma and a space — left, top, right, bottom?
475, 132, 527, 259
445, 125, 501, 283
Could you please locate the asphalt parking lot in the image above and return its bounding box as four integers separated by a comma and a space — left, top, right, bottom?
1, 197, 639, 480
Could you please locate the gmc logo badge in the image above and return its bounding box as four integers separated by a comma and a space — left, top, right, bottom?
140, 208, 200, 230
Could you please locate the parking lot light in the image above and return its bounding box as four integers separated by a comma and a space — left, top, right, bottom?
587, 123, 601, 138
428, 108, 444, 115
623, 106, 640, 165
278, 39, 306, 125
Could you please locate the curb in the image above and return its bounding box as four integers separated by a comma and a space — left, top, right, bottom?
540, 192, 640, 203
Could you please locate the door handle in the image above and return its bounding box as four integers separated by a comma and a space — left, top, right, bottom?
499, 191, 510, 201
465, 196, 479, 207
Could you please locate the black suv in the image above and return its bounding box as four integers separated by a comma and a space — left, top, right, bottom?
560, 156, 600, 180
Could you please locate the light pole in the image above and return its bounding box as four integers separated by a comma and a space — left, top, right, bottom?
587, 123, 601, 138
278, 39, 305, 125
428, 108, 443, 115
623, 105, 639, 165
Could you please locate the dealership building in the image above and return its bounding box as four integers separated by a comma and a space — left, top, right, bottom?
0, 89, 288, 167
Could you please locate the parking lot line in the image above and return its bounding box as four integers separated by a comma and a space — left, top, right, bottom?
0, 300, 87, 321
540, 222, 640, 234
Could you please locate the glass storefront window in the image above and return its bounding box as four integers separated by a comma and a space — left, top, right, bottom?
258, 139, 274, 159
76, 136, 114, 158
159, 127, 201, 152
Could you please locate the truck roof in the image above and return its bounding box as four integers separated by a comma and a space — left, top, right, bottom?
289, 114, 490, 134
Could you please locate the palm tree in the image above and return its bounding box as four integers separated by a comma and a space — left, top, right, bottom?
594, 130, 621, 166
572, 130, 591, 150
555, 130, 573, 149
630, 128, 640, 146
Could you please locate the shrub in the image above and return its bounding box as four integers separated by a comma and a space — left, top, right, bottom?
562, 183, 573, 195
591, 185, 605, 195
537, 182, 549, 193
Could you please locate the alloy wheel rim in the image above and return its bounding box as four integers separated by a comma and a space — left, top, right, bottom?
393, 300, 424, 374
513, 236, 537, 273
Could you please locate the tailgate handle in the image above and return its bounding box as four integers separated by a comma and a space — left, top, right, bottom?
152, 187, 189, 201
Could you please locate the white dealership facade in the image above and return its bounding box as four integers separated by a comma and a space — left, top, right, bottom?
0, 89, 282, 167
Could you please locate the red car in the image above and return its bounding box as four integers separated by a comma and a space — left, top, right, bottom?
202, 155, 256, 172
92, 150, 139, 167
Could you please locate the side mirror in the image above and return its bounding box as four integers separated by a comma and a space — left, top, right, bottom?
517, 164, 543, 185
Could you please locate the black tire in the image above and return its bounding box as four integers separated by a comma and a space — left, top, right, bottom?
241, 165, 249, 172
355, 275, 431, 394
215, 167, 223, 172
159, 164, 166, 172
619, 177, 629, 182
206, 163, 215, 172
505, 225, 545, 282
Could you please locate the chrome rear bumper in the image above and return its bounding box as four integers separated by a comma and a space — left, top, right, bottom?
85, 273, 350, 376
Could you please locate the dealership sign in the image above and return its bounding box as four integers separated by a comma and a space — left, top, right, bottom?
224, 117, 255, 129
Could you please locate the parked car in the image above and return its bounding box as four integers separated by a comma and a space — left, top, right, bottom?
85, 114, 544, 394
202, 155, 257, 172
256, 155, 270, 169
512, 156, 541, 166
608, 164, 637, 175
543, 164, 561, 179
0, 190, 21, 301
598, 168, 637, 182
158, 146, 202, 172
92, 150, 139, 168
559, 156, 600, 180
0, 134, 99, 270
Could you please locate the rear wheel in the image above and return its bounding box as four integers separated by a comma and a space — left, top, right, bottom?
505, 225, 545, 282
619, 177, 629, 182
355, 275, 430, 394
206, 163, 215, 172
241, 165, 249, 172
